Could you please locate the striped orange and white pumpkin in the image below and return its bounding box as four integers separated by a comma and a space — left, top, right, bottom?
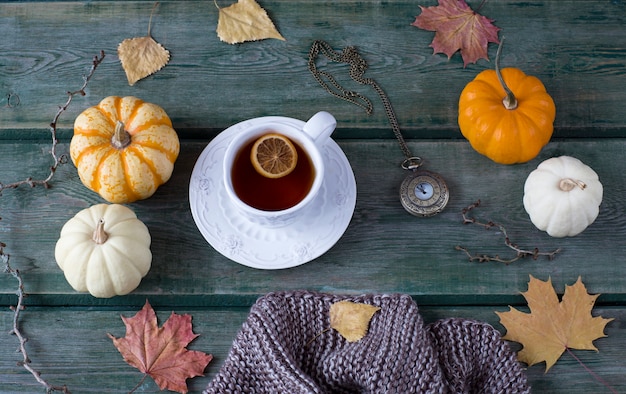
71, 96, 180, 203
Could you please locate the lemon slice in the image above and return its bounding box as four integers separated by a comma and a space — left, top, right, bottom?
250, 133, 298, 178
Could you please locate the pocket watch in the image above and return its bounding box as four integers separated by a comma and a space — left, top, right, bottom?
400, 167, 449, 217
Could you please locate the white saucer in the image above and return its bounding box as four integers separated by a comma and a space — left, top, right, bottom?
189, 116, 357, 270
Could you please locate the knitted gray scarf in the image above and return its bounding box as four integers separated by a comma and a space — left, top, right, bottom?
205, 291, 529, 393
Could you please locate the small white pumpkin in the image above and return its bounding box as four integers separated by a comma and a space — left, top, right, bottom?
523, 156, 603, 237
55, 204, 152, 298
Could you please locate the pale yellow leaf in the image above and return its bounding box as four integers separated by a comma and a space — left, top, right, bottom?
330, 301, 380, 342
216, 0, 285, 44
118, 36, 170, 86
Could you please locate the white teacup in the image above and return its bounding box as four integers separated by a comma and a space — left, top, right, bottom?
223, 111, 337, 227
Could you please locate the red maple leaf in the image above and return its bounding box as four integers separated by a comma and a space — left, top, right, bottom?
108, 301, 213, 394
412, 0, 500, 67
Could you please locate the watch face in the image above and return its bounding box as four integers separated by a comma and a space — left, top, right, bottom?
414, 181, 434, 200
400, 170, 449, 217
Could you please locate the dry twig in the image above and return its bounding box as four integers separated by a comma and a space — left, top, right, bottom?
2, 51, 106, 393
2, 243, 71, 394
0, 51, 105, 195
456, 200, 561, 264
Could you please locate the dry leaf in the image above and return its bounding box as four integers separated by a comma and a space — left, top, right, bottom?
411, 0, 500, 67
496, 276, 613, 372
108, 301, 213, 393
118, 36, 170, 85
330, 300, 380, 342
216, 0, 285, 44
118, 3, 170, 85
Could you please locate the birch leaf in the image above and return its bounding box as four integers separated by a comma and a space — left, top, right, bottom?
216, 0, 285, 44
118, 37, 170, 86
496, 276, 613, 372
118, 4, 170, 86
330, 301, 380, 342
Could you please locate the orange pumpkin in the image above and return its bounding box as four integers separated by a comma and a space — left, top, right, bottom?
458, 53, 556, 164
71, 96, 180, 203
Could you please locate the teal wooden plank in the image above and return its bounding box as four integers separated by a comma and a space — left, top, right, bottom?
0, 1, 625, 139
0, 1, 624, 391
1, 306, 624, 393
1, 139, 625, 306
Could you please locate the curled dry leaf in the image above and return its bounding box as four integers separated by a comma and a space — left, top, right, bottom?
412, 0, 500, 67
108, 301, 213, 394
496, 276, 613, 372
216, 0, 285, 44
330, 300, 381, 342
118, 3, 170, 85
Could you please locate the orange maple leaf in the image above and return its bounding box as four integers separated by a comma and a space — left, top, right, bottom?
412, 0, 500, 67
496, 276, 613, 372
108, 301, 213, 393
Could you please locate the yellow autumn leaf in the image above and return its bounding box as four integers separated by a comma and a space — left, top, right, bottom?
118, 3, 170, 86
215, 0, 285, 44
496, 275, 613, 372
118, 36, 170, 86
330, 301, 380, 342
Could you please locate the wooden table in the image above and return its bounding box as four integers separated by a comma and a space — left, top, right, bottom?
1, 1, 625, 392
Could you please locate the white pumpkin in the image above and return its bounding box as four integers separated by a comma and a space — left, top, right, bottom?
55, 204, 152, 298
523, 156, 603, 237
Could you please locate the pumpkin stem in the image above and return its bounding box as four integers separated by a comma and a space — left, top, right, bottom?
495, 38, 518, 110
559, 178, 587, 192
112, 121, 131, 149
93, 218, 109, 244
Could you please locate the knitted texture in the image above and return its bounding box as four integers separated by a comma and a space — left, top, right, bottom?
204, 292, 530, 394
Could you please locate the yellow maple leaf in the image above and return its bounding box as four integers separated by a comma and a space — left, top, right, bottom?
118, 3, 170, 86
330, 301, 380, 342
215, 0, 285, 44
496, 275, 613, 372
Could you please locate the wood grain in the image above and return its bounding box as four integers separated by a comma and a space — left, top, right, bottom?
1, 1, 625, 138
1, 1, 625, 392
1, 139, 625, 306
1, 306, 624, 393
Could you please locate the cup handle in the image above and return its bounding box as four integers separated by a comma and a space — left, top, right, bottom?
302, 111, 336, 145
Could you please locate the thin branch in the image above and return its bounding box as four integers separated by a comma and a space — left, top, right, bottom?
2, 243, 71, 394
0, 51, 106, 195
1, 51, 105, 393
456, 200, 561, 264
